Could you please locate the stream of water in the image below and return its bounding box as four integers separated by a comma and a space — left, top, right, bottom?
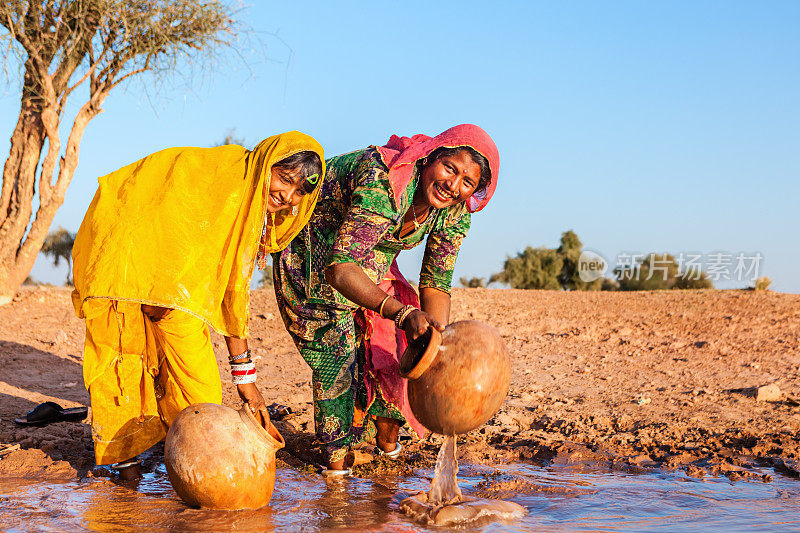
1, 462, 798, 531
427, 434, 462, 505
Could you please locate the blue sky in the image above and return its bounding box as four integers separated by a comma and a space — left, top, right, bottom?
3, 1, 798, 291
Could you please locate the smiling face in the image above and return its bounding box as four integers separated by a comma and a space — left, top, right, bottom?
266, 166, 318, 213
415, 149, 483, 210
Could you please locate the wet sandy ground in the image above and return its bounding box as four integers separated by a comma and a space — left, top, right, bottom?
0, 287, 798, 493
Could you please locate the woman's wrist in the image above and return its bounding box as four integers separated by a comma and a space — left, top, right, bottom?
229, 348, 256, 385
231, 359, 256, 385
394, 305, 416, 328
228, 349, 251, 364
377, 295, 392, 318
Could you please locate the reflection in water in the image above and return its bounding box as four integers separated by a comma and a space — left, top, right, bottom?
1, 463, 799, 532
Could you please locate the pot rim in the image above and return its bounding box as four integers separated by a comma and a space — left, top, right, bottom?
238, 406, 286, 451
399, 326, 442, 380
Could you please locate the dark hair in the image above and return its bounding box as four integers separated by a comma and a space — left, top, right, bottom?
273, 150, 322, 178
422, 146, 491, 193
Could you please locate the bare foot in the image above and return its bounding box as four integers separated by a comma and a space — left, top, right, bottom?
117, 463, 142, 481
375, 416, 401, 453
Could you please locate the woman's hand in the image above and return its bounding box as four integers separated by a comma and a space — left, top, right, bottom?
403, 309, 445, 341
237, 382, 269, 427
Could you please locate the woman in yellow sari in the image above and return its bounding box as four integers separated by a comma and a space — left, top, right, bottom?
71, 131, 324, 479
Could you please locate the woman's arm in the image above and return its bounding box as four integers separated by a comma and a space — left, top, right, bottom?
415, 207, 470, 327
224, 336, 248, 358
224, 335, 269, 426
420, 286, 451, 325
325, 262, 444, 340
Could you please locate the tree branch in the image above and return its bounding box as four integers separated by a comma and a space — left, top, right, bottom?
108, 61, 150, 90
20, 92, 104, 267
61, 30, 114, 105
52, 91, 106, 201
37, 105, 61, 203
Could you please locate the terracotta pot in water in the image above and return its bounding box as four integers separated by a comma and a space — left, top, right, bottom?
164, 403, 285, 510
400, 320, 510, 435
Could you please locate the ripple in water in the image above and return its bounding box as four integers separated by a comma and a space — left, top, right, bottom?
1, 462, 799, 531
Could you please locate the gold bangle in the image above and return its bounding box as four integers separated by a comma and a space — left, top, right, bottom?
395, 305, 416, 328
377, 295, 391, 318
399, 306, 415, 328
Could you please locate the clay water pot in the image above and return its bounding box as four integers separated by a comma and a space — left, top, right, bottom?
164, 403, 285, 510
399, 320, 510, 435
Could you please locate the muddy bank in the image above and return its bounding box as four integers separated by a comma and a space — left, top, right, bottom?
0, 286, 798, 482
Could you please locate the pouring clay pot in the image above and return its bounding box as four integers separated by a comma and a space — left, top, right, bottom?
399, 320, 510, 435
164, 403, 285, 510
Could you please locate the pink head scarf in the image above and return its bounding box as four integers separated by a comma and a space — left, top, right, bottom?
375, 124, 499, 213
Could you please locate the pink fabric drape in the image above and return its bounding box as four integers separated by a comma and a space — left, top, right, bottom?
360, 261, 427, 438
375, 123, 500, 213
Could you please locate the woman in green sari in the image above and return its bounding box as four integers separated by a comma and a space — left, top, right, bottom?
273, 124, 499, 473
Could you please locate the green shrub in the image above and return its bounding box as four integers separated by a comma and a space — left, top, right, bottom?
674, 267, 714, 289
616, 253, 679, 290
601, 277, 619, 291
558, 230, 601, 291
41, 227, 76, 286
459, 277, 486, 288
490, 246, 563, 290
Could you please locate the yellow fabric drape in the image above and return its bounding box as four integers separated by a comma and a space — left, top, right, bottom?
71, 131, 325, 338
83, 299, 221, 465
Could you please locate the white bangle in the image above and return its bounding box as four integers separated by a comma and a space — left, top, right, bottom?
231, 361, 256, 385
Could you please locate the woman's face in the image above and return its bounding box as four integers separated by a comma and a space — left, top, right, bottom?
267, 165, 313, 213
416, 149, 482, 210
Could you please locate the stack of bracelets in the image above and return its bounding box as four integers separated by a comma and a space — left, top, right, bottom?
229, 349, 256, 385
378, 295, 417, 329
393, 304, 416, 328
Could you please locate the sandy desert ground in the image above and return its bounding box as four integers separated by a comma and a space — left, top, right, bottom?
0, 286, 798, 483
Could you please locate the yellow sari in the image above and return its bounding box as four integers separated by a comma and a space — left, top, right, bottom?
71, 131, 324, 464
72, 131, 324, 339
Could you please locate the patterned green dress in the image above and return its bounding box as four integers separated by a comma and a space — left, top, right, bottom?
272, 148, 470, 463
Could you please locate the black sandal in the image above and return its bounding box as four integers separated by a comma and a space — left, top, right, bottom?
14, 401, 88, 427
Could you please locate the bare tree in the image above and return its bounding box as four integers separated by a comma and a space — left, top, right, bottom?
0, 1, 239, 303
41, 226, 75, 285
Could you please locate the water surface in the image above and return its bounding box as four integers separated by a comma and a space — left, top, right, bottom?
1, 463, 798, 531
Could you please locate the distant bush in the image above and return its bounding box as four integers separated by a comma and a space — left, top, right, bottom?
459, 277, 486, 288
214, 128, 246, 147
494, 236, 718, 292
491, 230, 604, 290
600, 277, 619, 291
558, 230, 602, 291
490, 246, 563, 290
615, 253, 680, 291
41, 227, 76, 286
614, 253, 715, 291
674, 267, 714, 289
752, 277, 772, 291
